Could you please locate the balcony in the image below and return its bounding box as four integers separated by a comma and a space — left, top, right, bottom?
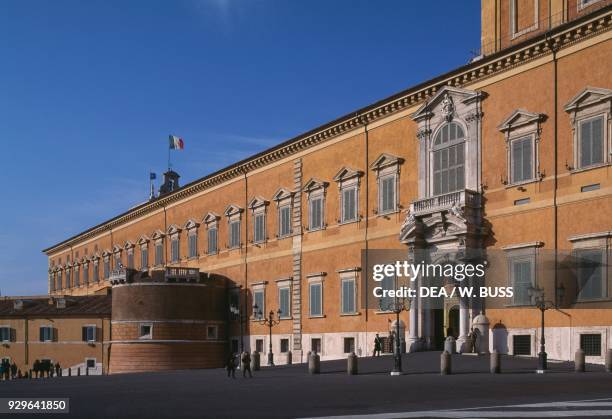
411, 189, 481, 216
165, 267, 200, 283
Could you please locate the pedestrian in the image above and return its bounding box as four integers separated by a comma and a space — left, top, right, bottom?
10, 362, 17, 380
33, 359, 40, 378
17, 369, 22, 379
55, 362, 61, 377
373, 333, 382, 357
226, 353, 236, 378
468, 327, 479, 354
241, 351, 253, 378
0, 362, 5, 381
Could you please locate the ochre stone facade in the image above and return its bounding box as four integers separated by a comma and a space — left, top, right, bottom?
40, 1, 612, 369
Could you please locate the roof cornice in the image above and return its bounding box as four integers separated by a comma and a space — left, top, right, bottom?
42, 7, 612, 255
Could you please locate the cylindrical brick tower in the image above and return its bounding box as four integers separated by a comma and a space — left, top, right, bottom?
108, 268, 228, 374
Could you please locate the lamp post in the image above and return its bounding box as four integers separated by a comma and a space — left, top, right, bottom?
254, 304, 281, 366
528, 286, 558, 373
381, 296, 411, 376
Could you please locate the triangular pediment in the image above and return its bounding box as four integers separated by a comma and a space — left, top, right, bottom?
498, 109, 546, 132
333, 167, 364, 182
184, 219, 200, 230
167, 224, 181, 235
137, 235, 150, 245
112, 245, 122, 254
303, 177, 329, 193
272, 187, 295, 202
203, 212, 221, 224
411, 86, 483, 121
370, 153, 405, 170
151, 229, 165, 240
224, 204, 244, 217
248, 196, 270, 210
124, 240, 135, 249
101, 249, 112, 257
564, 87, 612, 112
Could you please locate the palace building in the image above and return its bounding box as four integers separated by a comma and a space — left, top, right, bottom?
7, 0, 610, 374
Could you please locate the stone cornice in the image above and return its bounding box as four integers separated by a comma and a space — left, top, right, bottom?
43, 7, 612, 255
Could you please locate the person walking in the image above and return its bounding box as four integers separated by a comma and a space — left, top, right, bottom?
10, 362, 17, 380
241, 351, 253, 378
226, 353, 236, 378
55, 362, 61, 377
373, 333, 382, 357
0, 362, 5, 381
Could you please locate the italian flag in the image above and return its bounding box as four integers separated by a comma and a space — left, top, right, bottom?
169, 135, 184, 150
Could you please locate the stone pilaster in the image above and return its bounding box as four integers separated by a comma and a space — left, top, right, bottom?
291, 158, 303, 360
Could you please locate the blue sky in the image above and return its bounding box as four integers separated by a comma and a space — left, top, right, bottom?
0, 0, 480, 295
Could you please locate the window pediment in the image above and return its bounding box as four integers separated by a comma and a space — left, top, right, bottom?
248, 196, 270, 210
272, 187, 295, 202
151, 230, 165, 240
124, 240, 135, 250
184, 219, 199, 230
370, 153, 404, 171
498, 110, 547, 133
411, 86, 484, 123
333, 167, 364, 183
564, 87, 612, 114
303, 178, 329, 193
112, 245, 122, 254
137, 235, 150, 245
203, 212, 221, 225
101, 250, 111, 258
167, 224, 181, 235
224, 204, 244, 218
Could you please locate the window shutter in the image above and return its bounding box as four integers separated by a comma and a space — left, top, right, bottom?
592, 117, 603, 164
580, 120, 592, 167
10, 328, 16, 342
512, 140, 522, 182
39, 327, 44, 342
522, 139, 532, 181
82, 327, 87, 342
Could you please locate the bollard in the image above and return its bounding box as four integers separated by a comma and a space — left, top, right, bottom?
308, 352, 320, 374
444, 336, 456, 355
606, 349, 612, 373
77, 367, 81, 376
347, 352, 358, 375
440, 350, 451, 375
252, 351, 260, 371
490, 350, 501, 374
575, 348, 585, 373
86, 367, 89, 376
29, 370, 32, 379
287, 351, 292, 365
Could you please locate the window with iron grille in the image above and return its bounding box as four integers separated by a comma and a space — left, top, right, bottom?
280, 338, 289, 353
580, 333, 601, 356
512, 334, 531, 355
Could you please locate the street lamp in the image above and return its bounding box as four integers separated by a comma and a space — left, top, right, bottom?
380, 296, 411, 376
229, 301, 245, 354
253, 304, 282, 366
528, 286, 555, 373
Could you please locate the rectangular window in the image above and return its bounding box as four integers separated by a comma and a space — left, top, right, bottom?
580, 333, 602, 356
254, 213, 266, 243
82, 326, 96, 342
93, 264, 98, 282
581, 183, 600, 192
114, 255, 121, 269
140, 247, 148, 269
155, 242, 164, 266
309, 196, 323, 230
579, 116, 604, 168
39, 326, 53, 342
378, 275, 395, 311
255, 339, 264, 353
86, 359, 96, 369
58, 271, 63, 288
511, 136, 533, 183
433, 143, 465, 195
341, 278, 356, 314
309, 283, 322, 317
513, 335, 531, 355
0, 327, 11, 342
127, 252, 134, 269
206, 325, 218, 340
512, 259, 533, 305
311, 338, 321, 353
253, 289, 264, 319
279, 287, 290, 319
74, 268, 80, 287
380, 175, 396, 213
229, 221, 241, 248
280, 338, 289, 353
341, 187, 357, 223
83, 265, 89, 283
576, 249, 605, 301
188, 232, 198, 258
103, 260, 110, 279
171, 237, 179, 263
279, 205, 291, 237
207, 228, 218, 254
514, 198, 531, 205
139, 324, 152, 339
66, 269, 72, 288
343, 337, 355, 353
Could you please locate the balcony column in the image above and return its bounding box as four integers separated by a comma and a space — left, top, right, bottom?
456, 295, 471, 353
407, 274, 420, 352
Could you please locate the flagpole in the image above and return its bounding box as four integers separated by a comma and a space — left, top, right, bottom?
168, 140, 171, 172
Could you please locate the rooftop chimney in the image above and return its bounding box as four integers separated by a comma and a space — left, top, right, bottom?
159, 170, 180, 196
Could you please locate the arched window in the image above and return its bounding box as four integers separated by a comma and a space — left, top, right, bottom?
432, 122, 465, 195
